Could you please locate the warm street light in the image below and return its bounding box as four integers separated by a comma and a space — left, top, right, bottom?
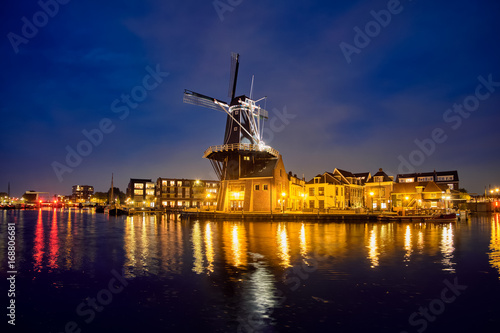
370, 192, 374, 213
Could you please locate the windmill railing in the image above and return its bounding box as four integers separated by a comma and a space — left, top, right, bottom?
203, 143, 280, 158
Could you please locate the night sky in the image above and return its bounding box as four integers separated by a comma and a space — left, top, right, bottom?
1, 0, 499, 197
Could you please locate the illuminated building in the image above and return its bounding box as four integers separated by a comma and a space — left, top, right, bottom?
155, 178, 219, 209
183, 52, 288, 212
126, 178, 155, 208
287, 172, 305, 211
364, 168, 394, 211
71, 185, 94, 202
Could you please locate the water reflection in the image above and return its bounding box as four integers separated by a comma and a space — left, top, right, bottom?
276, 224, 291, 267
490, 214, 500, 279
367, 227, 379, 268
223, 222, 248, 268
404, 225, 412, 264
33, 209, 44, 272
440, 224, 455, 273
48, 209, 60, 271
192, 221, 204, 274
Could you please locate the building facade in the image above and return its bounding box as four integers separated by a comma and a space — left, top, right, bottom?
305, 172, 346, 211
156, 178, 219, 209
287, 172, 306, 211
127, 178, 156, 208
364, 168, 394, 211
72, 185, 94, 202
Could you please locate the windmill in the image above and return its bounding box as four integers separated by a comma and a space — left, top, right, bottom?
183, 53, 279, 179
183, 53, 281, 210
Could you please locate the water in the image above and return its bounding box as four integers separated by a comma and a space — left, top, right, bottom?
1, 209, 499, 332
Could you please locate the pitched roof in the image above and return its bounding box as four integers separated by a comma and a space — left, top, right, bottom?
366, 168, 393, 183
423, 181, 444, 193
396, 170, 459, 182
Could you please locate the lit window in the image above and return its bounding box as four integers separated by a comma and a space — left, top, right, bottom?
177, 181, 182, 187
309, 188, 315, 196
134, 183, 144, 189
134, 189, 143, 195
318, 187, 324, 196
170, 181, 175, 186
244, 156, 250, 161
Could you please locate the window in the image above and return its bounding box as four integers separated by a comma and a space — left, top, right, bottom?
134, 183, 144, 189
431, 201, 437, 208
177, 181, 182, 187
374, 176, 384, 182
318, 187, 324, 196
437, 175, 453, 181
244, 156, 250, 161
309, 200, 315, 209
417, 176, 433, 182
335, 188, 338, 196
146, 183, 155, 189
309, 187, 315, 196
263, 184, 268, 190
319, 200, 324, 209
448, 184, 454, 190
381, 202, 387, 209
399, 178, 414, 183
431, 193, 437, 198
134, 189, 143, 195
373, 202, 377, 209
162, 180, 167, 186
146, 189, 154, 196
254, 184, 260, 191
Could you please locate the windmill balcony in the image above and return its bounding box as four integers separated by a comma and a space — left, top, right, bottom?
203, 143, 279, 159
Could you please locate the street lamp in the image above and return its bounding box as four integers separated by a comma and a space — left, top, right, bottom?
369, 192, 374, 213
281, 192, 286, 213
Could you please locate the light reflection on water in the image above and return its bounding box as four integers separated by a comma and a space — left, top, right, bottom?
8, 209, 470, 279
490, 214, 500, 278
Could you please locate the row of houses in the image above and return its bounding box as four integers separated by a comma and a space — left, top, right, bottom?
125, 168, 461, 212
305, 169, 461, 213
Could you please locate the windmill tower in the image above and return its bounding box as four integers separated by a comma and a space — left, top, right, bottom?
183, 53, 287, 212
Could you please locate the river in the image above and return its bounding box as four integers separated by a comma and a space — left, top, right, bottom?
1, 209, 499, 332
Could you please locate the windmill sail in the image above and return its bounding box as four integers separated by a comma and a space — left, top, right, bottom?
183, 90, 228, 112
228, 52, 240, 101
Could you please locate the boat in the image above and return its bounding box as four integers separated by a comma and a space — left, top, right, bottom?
427, 213, 457, 223
95, 205, 105, 213
107, 205, 128, 216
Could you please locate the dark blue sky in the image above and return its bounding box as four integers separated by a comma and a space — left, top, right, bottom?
1, 0, 499, 196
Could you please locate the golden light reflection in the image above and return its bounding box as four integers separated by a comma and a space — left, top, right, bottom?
276, 224, 291, 267
367, 227, 379, 268
299, 223, 308, 260
440, 225, 455, 273
417, 230, 424, 254
192, 221, 204, 274
65, 209, 73, 270
223, 223, 248, 268
33, 210, 44, 272
489, 214, 500, 279
48, 209, 59, 270
205, 222, 214, 274
404, 225, 412, 264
